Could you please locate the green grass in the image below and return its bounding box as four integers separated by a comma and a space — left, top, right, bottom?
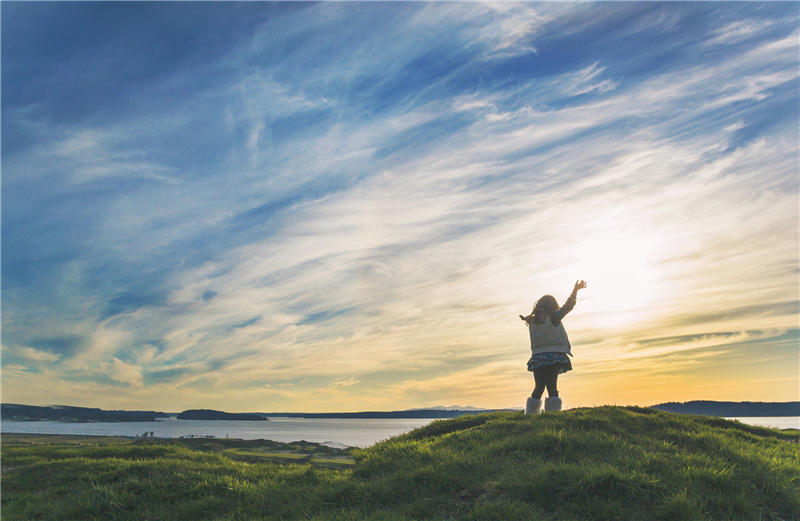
2, 406, 798, 520
1, 433, 138, 445
1, 434, 356, 469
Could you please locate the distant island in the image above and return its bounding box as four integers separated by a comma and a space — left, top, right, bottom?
650, 401, 799, 417
177, 409, 269, 421
1, 404, 169, 423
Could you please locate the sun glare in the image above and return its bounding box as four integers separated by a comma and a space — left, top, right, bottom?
570, 232, 663, 322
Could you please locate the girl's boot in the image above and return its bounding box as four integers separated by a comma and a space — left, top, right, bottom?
544, 397, 562, 412
525, 397, 542, 415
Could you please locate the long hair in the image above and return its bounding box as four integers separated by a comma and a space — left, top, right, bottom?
531, 295, 559, 324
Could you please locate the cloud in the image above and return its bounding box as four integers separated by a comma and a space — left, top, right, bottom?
558, 63, 618, 97
706, 19, 775, 47
5, 345, 61, 364
100, 358, 144, 388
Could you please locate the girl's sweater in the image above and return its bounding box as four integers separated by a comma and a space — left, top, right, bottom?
528, 294, 576, 356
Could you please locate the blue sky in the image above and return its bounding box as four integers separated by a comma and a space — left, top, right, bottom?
2, 2, 798, 412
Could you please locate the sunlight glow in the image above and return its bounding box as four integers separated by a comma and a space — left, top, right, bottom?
570, 231, 664, 323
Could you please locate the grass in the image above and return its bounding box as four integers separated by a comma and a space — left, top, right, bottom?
1, 433, 355, 469
1, 433, 138, 446
2, 406, 798, 520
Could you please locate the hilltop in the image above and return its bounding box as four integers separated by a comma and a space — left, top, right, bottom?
2, 406, 798, 520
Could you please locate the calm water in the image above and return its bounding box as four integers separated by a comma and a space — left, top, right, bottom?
2, 416, 797, 447
725, 416, 800, 430
0, 416, 435, 448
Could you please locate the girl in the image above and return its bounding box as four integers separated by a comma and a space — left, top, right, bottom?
520, 280, 587, 414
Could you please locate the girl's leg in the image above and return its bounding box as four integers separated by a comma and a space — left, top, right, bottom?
531, 367, 547, 399
545, 367, 559, 398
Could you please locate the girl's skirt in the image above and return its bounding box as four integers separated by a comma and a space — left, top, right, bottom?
527, 352, 573, 373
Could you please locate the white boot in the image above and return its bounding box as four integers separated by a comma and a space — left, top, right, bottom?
544, 397, 562, 412
525, 397, 542, 415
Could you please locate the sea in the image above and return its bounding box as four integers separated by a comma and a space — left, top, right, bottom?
2, 415, 798, 448
0, 416, 435, 448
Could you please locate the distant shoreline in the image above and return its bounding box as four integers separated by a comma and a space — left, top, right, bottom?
1, 403, 519, 422
258, 409, 518, 419
650, 401, 799, 418
3, 401, 798, 422
0, 404, 169, 423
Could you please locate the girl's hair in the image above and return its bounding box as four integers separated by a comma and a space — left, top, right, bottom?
531, 295, 559, 324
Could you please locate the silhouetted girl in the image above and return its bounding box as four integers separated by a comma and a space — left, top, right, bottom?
520, 280, 587, 414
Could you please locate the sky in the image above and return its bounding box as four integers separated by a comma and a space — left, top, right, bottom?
2, 1, 798, 413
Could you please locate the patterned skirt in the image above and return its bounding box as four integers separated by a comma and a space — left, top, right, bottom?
527, 352, 573, 373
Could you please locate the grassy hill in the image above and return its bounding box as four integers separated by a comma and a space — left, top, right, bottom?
2, 406, 798, 520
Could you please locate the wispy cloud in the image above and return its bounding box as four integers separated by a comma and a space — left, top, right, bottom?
706, 19, 776, 47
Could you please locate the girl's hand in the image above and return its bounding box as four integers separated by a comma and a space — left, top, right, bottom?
574, 280, 587, 292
